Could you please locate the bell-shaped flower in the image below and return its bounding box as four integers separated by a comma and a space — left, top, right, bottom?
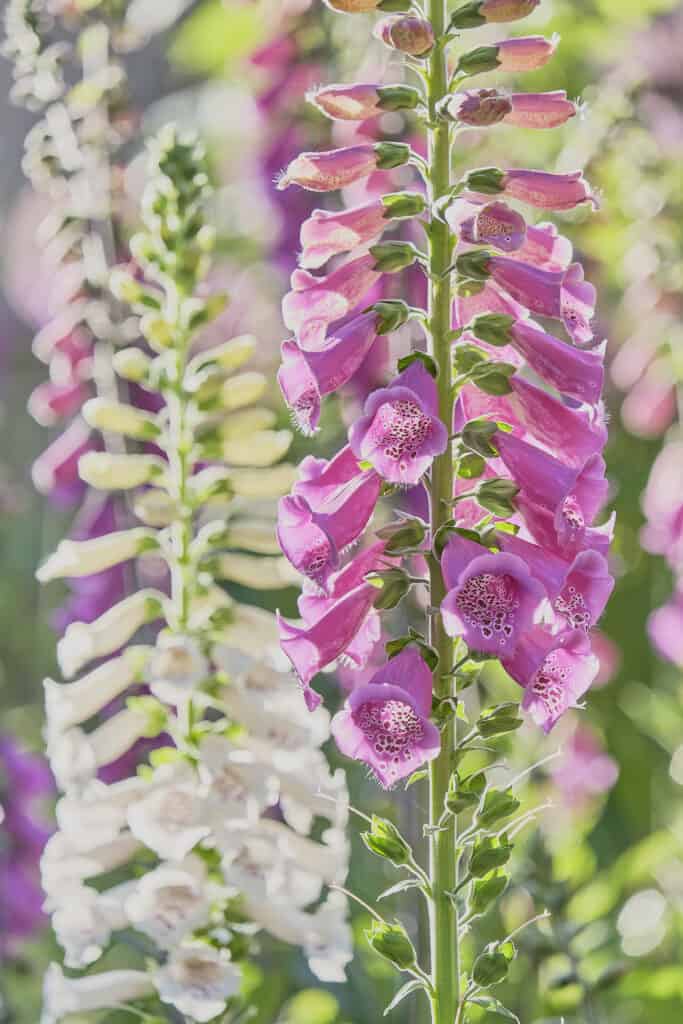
55, 777, 148, 851
278, 541, 392, 708
277, 144, 380, 192
487, 255, 565, 318
505, 91, 577, 129
47, 709, 150, 793
441, 533, 547, 657
552, 549, 614, 633
148, 633, 209, 705
300, 198, 388, 268
459, 200, 526, 252
331, 647, 440, 788
491, 34, 559, 71
51, 881, 131, 969
283, 253, 381, 347
155, 944, 241, 1024
448, 88, 512, 126
41, 832, 141, 901
561, 262, 597, 347
124, 856, 212, 950
507, 319, 604, 404
57, 589, 164, 678
513, 221, 573, 270
42, 964, 154, 1024
473, 168, 597, 210
126, 762, 210, 861
37, 528, 157, 582
44, 648, 148, 739
349, 362, 449, 486
278, 340, 322, 434
198, 735, 277, 832
503, 628, 599, 732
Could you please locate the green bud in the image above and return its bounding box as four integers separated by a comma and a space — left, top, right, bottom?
362, 816, 412, 866
366, 920, 417, 971
445, 770, 486, 815
456, 44, 501, 76
469, 313, 515, 347
374, 141, 411, 170
126, 696, 169, 738
453, 343, 487, 375
370, 241, 418, 273
456, 250, 492, 282
470, 872, 509, 914
112, 347, 152, 383
377, 84, 421, 112
477, 786, 521, 827
372, 299, 410, 334
476, 702, 523, 737
477, 478, 520, 518
397, 350, 438, 378
457, 452, 486, 479
463, 166, 506, 195
377, 515, 427, 554
469, 835, 513, 877
461, 418, 499, 458
472, 950, 510, 987
471, 362, 516, 394
366, 568, 413, 610
449, 1, 487, 28
382, 191, 427, 219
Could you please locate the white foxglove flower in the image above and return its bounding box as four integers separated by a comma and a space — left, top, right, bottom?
224, 822, 324, 910
154, 943, 241, 1023
278, 763, 349, 835
187, 333, 255, 376
221, 371, 267, 411
79, 451, 165, 490
37, 528, 158, 582
124, 856, 211, 949
42, 832, 141, 899
212, 640, 290, 685
219, 407, 277, 441
42, 964, 154, 1024
148, 633, 209, 705
221, 686, 330, 772
56, 777, 150, 850
126, 762, 210, 860
259, 819, 349, 887
212, 604, 281, 661
58, 589, 164, 677
198, 735, 277, 837
215, 552, 299, 590
82, 396, 160, 439
47, 710, 149, 792
44, 647, 151, 738
51, 881, 132, 968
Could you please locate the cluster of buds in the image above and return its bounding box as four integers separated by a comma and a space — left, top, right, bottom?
38, 126, 351, 1024
277, 0, 612, 1019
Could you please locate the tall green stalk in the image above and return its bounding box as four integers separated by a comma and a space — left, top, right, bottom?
426, 2, 459, 1022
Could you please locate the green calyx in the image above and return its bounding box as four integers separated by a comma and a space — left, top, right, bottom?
366, 919, 417, 970
449, 1, 487, 29
382, 191, 427, 220
374, 140, 412, 170
372, 299, 411, 334
456, 44, 501, 76
371, 240, 419, 272
377, 84, 421, 112
464, 166, 506, 195
456, 250, 492, 282
362, 815, 413, 866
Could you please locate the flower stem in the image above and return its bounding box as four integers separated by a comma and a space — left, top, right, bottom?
426, 3, 458, 1023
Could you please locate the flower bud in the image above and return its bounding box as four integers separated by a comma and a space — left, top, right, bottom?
213, 553, 299, 590
445, 88, 512, 126
79, 452, 165, 490
456, 250, 492, 281
375, 15, 435, 58
463, 166, 506, 194
468, 313, 515, 346
372, 299, 411, 334
113, 347, 152, 383
494, 34, 559, 72
374, 141, 411, 170
366, 567, 413, 610
381, 191, 427, 219
221, 371, 267, 411
58, 590, 165, 678
324, 0, 411, 11
370, 241, 418, 273
455, 45, 502, 76
477, 786, 521, 826
220, 429, 293, 467
133, 489, 178, 527
216, 407, 277, 441
187, 334, 256, 376
225, 464, 298, 499
469, 835, 513, 877
376, 514, 427, 553
366, 920, 417, 970
450, 0, 540, 29
476, 478, 520, 517
362, 815, 412, 866
472, 949, 510, 986
470, 873, 509, 914
308, 83, 420, 121
82, 398, 160, 440
446, 770, 486, 814
37, 528, 158, 583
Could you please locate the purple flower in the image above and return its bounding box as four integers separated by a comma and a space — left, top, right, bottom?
374, 15, 435, 57
561, 263, 597, 348
277, 495, 341, 591
278, 340, 322, 435
505, 91, 577, 130
472, 168, 597, 211
349, 362, 449, 486
331, 647, 440, 787
488, 256, 564, 319
300, 200, 388, 269
507, 319, 604, 404
282, 254, 381, 346
308, 83, 386, 121
278, 144, 380, 191
493, 35, 559, 72
514, 222, 573, 270
503, 628, 599, 732
440, 533, 547, 657
459, 201, 526, 252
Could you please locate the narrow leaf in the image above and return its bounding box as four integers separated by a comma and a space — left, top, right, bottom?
383, 980, 426, 1016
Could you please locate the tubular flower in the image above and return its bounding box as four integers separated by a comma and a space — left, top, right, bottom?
35, 129, 352, 1019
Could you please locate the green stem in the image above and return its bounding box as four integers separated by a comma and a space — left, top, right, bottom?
426, 4, 458, 1024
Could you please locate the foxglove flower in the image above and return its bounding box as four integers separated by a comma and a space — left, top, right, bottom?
332, 648, 441, 787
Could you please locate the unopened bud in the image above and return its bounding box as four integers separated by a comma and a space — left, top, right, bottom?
372, 300, 410, 334
221, 372, 268, 411
469, 835, 513, 877
374, 141, 411, 171
463, 166, 506, 194
113, 347, 152, 382
376, 515, 427, 554
367, 568, 412, 610
470, 873, 509, 914
188, 334, 256, 376
472, 949, 510, 986
445, 89, 512, 127
79, 452, 165, 491
377, 84, 421, 112
477, 786, 520, 827
456, 250, 492, 281
469, 313, 515, 346
324, 0, 410, 10
133, 489, 178, 527
82, 398, 160, 440
366, 920, 417, 970
382, 191, 427, 219
375, 15, 435, 58
362, 816, 412, 866
370, 240, 417, 273
37, 528, 158, 583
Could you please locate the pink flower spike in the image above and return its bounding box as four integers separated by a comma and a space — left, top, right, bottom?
503, 628, 599, 733
300, 200, 387, 269
308, 83, 385, 121
278, 340, 321, 435
294, 446, 381, 554
488, 256, 565, 319
349, 363, 449, 486
277, 144, 378, 192
331, 648, 440, 787
502, 169, 597, 211
297, 311, 379, 397
507, 376, 608, 466
283, 253, 381, 346
505, 92, 577, 130
459, 201, 526, 252
440, 535, 547, 657
495, 35, 559, 72
507, 319, 604, 405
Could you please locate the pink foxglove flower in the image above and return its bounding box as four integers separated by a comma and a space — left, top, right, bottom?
331, 647, 441, 787
466, 167, 597, 210
374, 15, 436, 57
283, 254, 381, 346
278, 141, 408, 192
503, 628, 599, 732
490, 35, 559, 72
505, 319, 604, 404
300, 200, 389, 268
440, 534, 547, 657
349, 362, 449, 486
504, 91, 578, 130
448, 89, 513, 126
459, 200, 526, 252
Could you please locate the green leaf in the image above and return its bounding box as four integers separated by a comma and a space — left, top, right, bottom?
383, 979, 427, 1016
398, 350, 438, 378
378, 878, 421, 901
405, 768, 429, 788
468, 995, 520, 1022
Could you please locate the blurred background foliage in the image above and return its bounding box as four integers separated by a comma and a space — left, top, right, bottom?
2, 1, 683, 1023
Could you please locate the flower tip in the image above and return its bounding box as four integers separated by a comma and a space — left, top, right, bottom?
275, 169, 292, 191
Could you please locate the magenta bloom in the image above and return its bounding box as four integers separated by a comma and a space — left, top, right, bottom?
459, 201, 526, 252
278, 144, 379, 191
514, 222, 573, 270
277, 495, 340, 590
440, 534, 547, 657
278, 340, 321, 434
349, 362, 449, 486
494, 35, 558, 71
331, 647, 440, 787
505, 91, 577, 130
503, 628, 599, 732
507, 319, 604, 404
501, 169, 597, 211
278, 542, 392, 707
561, 262, 597, 348
488, 255, 564, 319
477, 0, 540, 20
308, 83, 384, 121
282, 253, 381, 346
553, 549, 614, 633
300, 200, 388, 269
